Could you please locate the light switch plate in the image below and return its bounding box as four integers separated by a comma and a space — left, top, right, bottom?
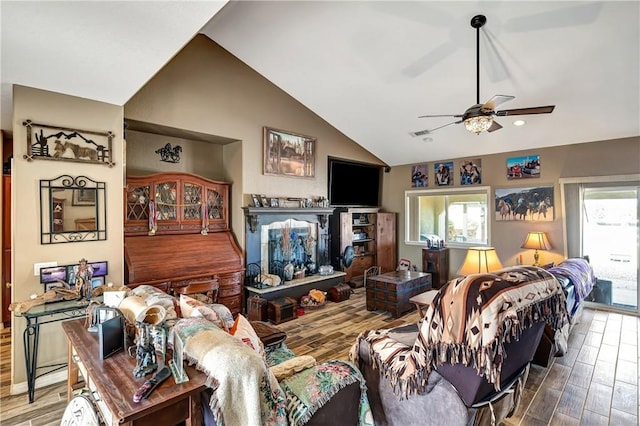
34, 261, 58, 276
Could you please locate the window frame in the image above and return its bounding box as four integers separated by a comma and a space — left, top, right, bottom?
404, 186, 492, 249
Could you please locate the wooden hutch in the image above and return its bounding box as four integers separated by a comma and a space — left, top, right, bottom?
124, 172, 244, 315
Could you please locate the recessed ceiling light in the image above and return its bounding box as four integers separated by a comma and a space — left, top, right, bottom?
513, 120, 526, 126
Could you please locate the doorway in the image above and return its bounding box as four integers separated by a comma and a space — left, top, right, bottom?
581, 185, 639, 311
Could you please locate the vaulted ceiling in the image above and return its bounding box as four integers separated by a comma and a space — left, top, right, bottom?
2, 1, 639, 166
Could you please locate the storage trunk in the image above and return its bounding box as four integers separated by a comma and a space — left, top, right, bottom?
328, 283, 352, 302
247, 295, 268, 322
268, 297, 298, 324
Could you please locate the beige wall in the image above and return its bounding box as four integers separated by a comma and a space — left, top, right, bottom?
11, 85, 124, 388
386, 137, 640, 277
126, 130, 225, 179
125, 35, 384, 247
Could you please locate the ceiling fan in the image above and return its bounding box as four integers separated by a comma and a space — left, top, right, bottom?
411, 14, 555, 137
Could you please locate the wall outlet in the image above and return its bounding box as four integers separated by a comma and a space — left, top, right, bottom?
34, 261, 58, 276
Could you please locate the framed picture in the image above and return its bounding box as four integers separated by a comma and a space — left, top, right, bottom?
72, 188, 96, 206
434, 161, 454, 186
263, 127, 316, 178
40, 266, 67, 284
506, 154, 540, 179
251, 194, 262, 207
495, 185, 554, 222
261, 195, 269, 207
411, 164, 428, 187
460, 159, 482, 185
89, 261, 108, 277
22, 120, 114, 166
270, 197, 280, 207
91, 276, 105, 289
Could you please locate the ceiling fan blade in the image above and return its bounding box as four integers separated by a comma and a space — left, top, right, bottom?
487, 120, 503, 133
410, 120, 462, 137
495, 105, 555, 116
418, 114, 463, 119
483, 95, 515, 110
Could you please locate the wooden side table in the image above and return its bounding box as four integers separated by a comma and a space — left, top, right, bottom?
62, 318, 206, 425
409, 290, 439, 319
422, 248, 449, 289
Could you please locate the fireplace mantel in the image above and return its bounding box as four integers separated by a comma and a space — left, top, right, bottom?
242, 207, 335, 233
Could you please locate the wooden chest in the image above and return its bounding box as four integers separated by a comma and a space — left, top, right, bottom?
328, 283, 352, 302
247, 295, 268, 322
366, 271, 431, 318
268, 297, 298, 324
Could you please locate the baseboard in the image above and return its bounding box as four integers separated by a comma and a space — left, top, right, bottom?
11, 369, 68, 395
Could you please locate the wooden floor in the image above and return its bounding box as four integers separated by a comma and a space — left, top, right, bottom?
0, 288, 638, 425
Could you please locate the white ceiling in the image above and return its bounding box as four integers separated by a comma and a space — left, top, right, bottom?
2, 1, 639, 166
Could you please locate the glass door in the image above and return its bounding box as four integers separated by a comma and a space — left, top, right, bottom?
582, 185, 639, 310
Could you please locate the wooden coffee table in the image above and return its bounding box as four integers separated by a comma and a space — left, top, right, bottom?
409, 290, 439, 319
365, 270, 431, 318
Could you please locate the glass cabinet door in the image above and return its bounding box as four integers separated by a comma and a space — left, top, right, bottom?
207, 188, 223, 220
155, 181, 177, 220
183, 182, 203, 220
126, 185, 150, 222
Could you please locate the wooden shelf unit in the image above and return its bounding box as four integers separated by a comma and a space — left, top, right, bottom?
331, 207, 396, 285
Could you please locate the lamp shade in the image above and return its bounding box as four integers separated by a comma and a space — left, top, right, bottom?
457, 247, 503, 276
521, 232, 552, 251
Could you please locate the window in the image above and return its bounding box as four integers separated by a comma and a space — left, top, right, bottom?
405, 186, 490, 248
560, 175, 639, 312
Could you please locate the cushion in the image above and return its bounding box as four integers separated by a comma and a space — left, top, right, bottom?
269, 355, 316, 381
230, 314, 265, 356
179, 294, 226, 331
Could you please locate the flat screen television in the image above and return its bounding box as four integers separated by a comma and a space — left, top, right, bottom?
328, 157, 382, 207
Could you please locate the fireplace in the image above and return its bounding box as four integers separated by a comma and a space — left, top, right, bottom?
260, 219, 317, 272
243, 207, 334, 273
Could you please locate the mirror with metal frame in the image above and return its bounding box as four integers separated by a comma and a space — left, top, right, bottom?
40, 175, 107, 244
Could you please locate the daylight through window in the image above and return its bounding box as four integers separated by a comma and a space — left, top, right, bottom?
405, 186, 490, 248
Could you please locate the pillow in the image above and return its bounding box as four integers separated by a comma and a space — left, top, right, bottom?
230, 314, 264, 356
179, 294, 225, 330
269, 355, 316, 381
207, 304, 235, 331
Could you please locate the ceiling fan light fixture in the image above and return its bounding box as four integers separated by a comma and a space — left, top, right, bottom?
464, 115, 493, 134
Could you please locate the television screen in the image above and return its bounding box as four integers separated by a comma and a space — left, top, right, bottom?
328, 158, 381, 207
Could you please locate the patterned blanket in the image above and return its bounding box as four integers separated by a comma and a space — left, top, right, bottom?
281, 360, 373, 426
353, 266, 569, 399
548, 258, 596, 310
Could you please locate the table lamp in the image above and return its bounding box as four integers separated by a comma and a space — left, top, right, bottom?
521, 231, 552, 266
457, 247, 503, 276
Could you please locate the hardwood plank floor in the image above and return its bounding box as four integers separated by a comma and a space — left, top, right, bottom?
0, 288, 638, 425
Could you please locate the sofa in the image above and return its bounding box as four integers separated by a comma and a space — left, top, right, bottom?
127, 285, 370, 426
533, 257, 596, 365
351, 266, 570, 426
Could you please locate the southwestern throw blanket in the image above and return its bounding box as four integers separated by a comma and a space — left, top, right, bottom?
352, 266, 569, 399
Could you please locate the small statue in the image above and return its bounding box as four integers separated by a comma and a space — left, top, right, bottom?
73, 258, 94, 299
133, 322, 158, 378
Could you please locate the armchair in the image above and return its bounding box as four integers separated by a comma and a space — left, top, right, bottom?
351, 266, 569, 426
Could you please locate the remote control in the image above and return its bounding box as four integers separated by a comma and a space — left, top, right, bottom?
133, 366, 171, 403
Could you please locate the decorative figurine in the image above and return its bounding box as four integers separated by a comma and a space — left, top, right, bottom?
73, 258, 94, 299
133, 323, 158, 378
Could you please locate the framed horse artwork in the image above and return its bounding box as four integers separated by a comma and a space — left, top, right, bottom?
495, 185, 554, 222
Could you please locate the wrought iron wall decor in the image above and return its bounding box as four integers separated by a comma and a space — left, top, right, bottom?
155, 143, 182, 163
40, 175, 107, 244
23, 120, 115, 167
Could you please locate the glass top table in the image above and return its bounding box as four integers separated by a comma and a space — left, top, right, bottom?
18, 297, 96, 403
